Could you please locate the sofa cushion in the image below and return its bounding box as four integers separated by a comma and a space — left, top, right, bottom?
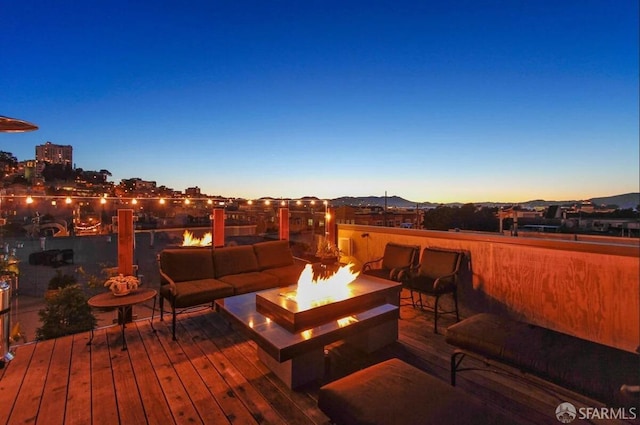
213, 245, 259, 278
160, 278, 233, 308
160, 248, 215, 282
262, 263, 305, 286
219, 272, 279, 294
253, 240, 295, 270
318, 358, 504, 425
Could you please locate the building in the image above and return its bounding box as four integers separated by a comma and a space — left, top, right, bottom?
35, 141, 73, 176
185, 186, 202, 197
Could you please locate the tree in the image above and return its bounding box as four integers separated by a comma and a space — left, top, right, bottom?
423, 205, 456, 230
0, 151, 18, 175
10, 176, 28, 185
42, 162, 75, 182
423, 204, 499, 232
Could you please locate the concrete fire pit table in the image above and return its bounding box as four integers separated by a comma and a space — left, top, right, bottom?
215, 274, 400, 389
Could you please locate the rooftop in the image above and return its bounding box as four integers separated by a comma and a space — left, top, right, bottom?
5, 299, 636, 425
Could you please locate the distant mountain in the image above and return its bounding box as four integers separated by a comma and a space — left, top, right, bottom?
590, 193, 639, 210
331, 196, 433, 209
330, 193, 640, 210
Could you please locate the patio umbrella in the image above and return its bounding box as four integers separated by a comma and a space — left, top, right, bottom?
0, 115, 38, 132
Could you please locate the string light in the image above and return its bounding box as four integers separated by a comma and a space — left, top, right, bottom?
0, 194, 332, 209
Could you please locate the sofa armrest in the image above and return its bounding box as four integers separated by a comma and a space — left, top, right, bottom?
293, 256, 311, 266
157, 255, 178, 297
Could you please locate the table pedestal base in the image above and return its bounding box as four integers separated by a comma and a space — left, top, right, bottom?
256, 320, 398, 389
345, 320, 398, 353
258, 347, 325, 389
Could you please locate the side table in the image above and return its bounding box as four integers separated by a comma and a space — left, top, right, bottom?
87, 288, 157, 351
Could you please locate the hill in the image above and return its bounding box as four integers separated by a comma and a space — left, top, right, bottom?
330, 193, 640, 210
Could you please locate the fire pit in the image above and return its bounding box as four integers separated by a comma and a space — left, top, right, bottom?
216, 269, 401, 389
256, 263, 398, 332
181, 230, 211, 246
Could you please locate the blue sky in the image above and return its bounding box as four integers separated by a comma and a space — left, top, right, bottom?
2, 0, 638, 203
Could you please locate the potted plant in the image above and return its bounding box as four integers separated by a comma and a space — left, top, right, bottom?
316, 237, 340, 264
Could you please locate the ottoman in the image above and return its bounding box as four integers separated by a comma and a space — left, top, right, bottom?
317, 358, 503, 425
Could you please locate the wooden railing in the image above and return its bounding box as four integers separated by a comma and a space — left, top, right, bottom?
337, 224, 640, 353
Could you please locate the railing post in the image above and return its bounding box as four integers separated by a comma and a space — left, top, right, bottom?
279, 207, 289, 240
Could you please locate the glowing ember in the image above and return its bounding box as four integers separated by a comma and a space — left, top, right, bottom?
281, 263, 360, 309
182, 230, 212, 246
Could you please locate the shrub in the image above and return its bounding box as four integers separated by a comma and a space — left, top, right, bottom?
36, 285, 96, 340
47, 270, 77, 290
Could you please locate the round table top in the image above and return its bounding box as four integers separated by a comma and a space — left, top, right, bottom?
88, 288, 157, 309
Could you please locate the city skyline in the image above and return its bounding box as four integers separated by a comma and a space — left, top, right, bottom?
2, 1, 638, 203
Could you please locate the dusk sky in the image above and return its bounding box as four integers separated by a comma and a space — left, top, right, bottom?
2, 1, 638, 203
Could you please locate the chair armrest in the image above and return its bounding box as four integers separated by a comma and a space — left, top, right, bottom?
362, 257, 383, 272
397, 264, 422, 282
390, 266, 413, 281
432, 271, 458, 291
621, 385, 640, 394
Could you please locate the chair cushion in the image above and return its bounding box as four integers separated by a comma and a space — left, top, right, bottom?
407, 275, 454, 294
160, 248, 215, 282
219, 272, 279, 294
213, 245, 259, 278
318, 358, 504, 425
419, 248, 459, 280
381, 243, 417, 270
160, 278, 233, 308
253, 240, 295, 270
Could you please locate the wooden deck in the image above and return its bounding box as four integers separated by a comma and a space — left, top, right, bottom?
1, 291, 636, 425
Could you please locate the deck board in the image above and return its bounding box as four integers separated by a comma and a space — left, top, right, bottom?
90, 329, 120, 425
108, 325, 148, 425
1, 289, 637, 425
11, 338, 54, 424
38, 336, 73, 425
64, 333, 92, 425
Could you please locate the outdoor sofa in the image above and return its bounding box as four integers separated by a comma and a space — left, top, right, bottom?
158, 240, 307, 339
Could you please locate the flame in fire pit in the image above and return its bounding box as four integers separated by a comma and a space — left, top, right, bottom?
182, 230, 212, 246
282, 263, 360, 310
